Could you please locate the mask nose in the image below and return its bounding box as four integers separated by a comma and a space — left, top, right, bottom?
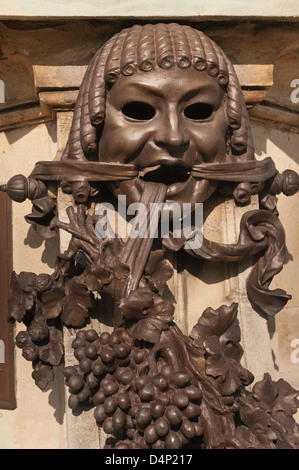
154, 107, 189, 155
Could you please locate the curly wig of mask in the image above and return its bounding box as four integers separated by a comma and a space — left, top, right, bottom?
61, 23, 254, 164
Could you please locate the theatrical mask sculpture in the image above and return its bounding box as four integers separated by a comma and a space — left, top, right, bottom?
2, 23, 299, 449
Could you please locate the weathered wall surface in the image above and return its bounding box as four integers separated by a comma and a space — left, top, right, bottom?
252, 122, 299, 392
0, 122, 68, 448
0, 14, 298, 448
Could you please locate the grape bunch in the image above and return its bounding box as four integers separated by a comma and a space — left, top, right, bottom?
129, 367, 203, 449
15, 319, 63, 368
16, 320, 50, 362
63, 328, 204, 449
15, 318, 64, 389
63, 329, 133, 410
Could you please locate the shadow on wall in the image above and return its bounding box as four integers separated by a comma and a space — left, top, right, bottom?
4, 120, 57, 146
0, 51, 36, 109
252, 121, 299, 167
47, 364, 65, 425
251, 42, 299, 167
24, 225, 58, 269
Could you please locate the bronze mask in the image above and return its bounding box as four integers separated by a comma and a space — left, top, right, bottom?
61, 23, 254, 208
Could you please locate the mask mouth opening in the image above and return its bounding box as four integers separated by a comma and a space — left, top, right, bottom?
139, 164, 190, 185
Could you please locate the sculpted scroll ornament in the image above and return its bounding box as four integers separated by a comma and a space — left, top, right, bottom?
2, 23, 299, 449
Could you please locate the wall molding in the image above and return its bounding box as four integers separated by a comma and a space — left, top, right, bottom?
0, 64, 275, 132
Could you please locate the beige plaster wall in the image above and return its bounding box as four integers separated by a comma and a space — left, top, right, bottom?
251, 121, 299, 395
0, 122, 67, 449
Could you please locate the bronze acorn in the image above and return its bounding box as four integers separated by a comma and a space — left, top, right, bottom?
0, 175, 48, 202
269, 169, 299, 197
282, 169, 299, 196
0, 174, 28, 202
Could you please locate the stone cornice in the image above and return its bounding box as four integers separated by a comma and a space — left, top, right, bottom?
1, 0, 299, 20
1, 63, 299, 132
0, 64, 276, 131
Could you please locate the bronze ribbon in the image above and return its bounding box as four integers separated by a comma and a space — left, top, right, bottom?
185, 209, 291, 316
27, 157, 290, 318
30, 161, 138, 182
191, 157, 277, 183
30, 157, 277, 184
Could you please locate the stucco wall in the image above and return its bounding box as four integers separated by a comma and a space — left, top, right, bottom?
251, 122, 299, 396
0, 122, 67, 449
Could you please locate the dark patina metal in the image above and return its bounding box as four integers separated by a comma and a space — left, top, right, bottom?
2, 23, 299, 449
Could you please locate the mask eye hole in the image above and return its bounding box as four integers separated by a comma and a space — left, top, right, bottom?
122, 101, 156, 121
184, 102, 213, 120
